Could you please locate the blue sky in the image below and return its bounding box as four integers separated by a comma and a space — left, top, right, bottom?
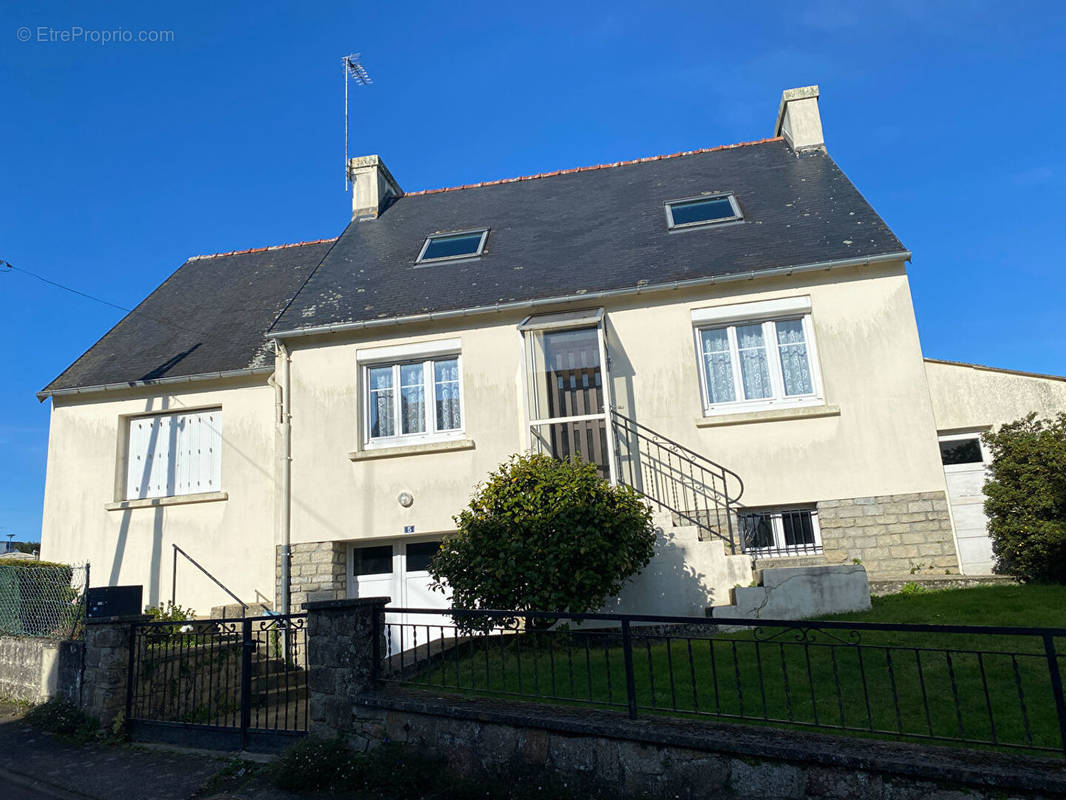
1, 1, 1064, 543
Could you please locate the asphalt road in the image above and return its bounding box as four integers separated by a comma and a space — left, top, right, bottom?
0, 771, 87, 800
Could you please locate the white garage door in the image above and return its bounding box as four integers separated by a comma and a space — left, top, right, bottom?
939, 433, 994, 575
347, 539, 451, 653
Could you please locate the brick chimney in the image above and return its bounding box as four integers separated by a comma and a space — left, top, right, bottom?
348, 155, 402, 220
774, 86, 825, 152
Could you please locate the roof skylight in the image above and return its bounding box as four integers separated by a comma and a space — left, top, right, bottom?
417, 229, 488, 264
665, 194, 742, 229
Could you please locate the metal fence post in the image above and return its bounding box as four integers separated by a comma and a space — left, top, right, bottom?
371, 603, 383, 684
124, 622, 137, 724
1043, 634, 1066, 757
621, 619, 638, 720
239, 617, 254, 750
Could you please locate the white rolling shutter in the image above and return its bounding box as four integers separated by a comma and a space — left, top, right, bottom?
125, 409, 222, 500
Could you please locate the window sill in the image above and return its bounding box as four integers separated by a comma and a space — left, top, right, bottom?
105, 491, 228, 511
349, 438, 476, 461
696, 404, 840, 428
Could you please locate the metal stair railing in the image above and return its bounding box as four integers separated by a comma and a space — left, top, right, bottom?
171, 544, 249, 618
610, 409, 744, 552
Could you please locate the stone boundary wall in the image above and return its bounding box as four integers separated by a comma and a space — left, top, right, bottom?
0, 635, 83, 704
345, 693, 1066, 800
869, 574, 1017, 596
276, 542, 347, 611
817, 492, 959, 576
302, 598, 1066, 800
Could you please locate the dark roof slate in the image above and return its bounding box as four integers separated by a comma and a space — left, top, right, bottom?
45, 138, 908, 393
271, 139, 906, 333
42, 241, 333, 393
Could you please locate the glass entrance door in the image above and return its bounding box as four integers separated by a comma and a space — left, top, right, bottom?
521, 311, 616, 482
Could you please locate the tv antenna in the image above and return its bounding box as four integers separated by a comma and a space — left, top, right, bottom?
343, 53, 373, 189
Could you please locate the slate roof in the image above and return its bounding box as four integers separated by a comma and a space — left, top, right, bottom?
43, 137, 908, 394
41, 240, 334, 394
270, 138, 906, 334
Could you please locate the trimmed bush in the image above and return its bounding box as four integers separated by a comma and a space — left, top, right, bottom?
430, 453, 655, 623
983, 413, 1066, 583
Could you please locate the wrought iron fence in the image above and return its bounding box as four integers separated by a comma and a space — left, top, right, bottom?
378, 608, 1066, 758
0, 560, 88, 639
126, 613, 308, 748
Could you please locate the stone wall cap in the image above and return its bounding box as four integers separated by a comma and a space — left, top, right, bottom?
87, 613, 151, 625
305, 596, 391, 611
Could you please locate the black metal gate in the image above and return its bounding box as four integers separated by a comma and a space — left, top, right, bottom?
126, 613, 308, 751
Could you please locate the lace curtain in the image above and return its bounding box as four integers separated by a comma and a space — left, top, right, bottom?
399, 364, 426, 434
434, 359, 461, 430
736, 324, 771, 400
368, 366, 395, 438
700, 328, 735, 403
775, 320, 812, 396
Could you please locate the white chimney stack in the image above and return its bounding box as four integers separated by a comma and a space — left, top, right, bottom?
774, 85, 825, 152
348, 155, 402, 220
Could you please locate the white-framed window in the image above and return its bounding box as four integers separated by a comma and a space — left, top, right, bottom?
739, 507, 822, 557
361, 347, 463, 447
125, 409, 222, 500
692, 297, 823, 414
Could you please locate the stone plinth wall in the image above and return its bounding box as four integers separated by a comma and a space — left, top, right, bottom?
344, 694, 1064, 800
0, 635, 83, 703
306, 597, 387, 737
276, 542, 347, 611
82, 615, 146, 727
817, 492, 959, 576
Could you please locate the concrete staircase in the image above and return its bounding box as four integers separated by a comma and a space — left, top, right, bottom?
604, 510, 754, 617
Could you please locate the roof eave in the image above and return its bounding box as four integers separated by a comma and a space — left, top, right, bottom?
268, 250, 911, 340
38, 365, 275, 402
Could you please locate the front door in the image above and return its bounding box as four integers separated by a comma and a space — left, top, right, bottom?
938, 433, 994, 575
521, 310, 616, 481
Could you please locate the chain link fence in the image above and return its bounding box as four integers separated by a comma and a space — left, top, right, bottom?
0, 560, 89, 639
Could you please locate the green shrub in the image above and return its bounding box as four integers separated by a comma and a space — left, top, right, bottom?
430, 453, 655, 626
145, 600, 194, 623
24, 699, 99, 741
983, 413, 1066, 583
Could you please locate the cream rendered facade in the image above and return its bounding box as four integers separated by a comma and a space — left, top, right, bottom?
40, 376, 279, 613
42, 256, 988, 615
286, 260, 941, 543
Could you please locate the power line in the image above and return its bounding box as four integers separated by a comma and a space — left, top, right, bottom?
0, 258, 209, 339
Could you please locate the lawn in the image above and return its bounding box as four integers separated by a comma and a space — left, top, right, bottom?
387, 585, 1066, 756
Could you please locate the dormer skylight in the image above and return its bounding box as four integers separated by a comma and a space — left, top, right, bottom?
416, 229, 488, 264
665, 194, 742, 229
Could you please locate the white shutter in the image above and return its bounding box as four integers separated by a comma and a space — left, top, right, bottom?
124, 409, 222, 500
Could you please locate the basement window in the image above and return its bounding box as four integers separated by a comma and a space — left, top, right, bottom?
665, 194, 741, 229
739, 507, 823, 558
416, 229, 488, 264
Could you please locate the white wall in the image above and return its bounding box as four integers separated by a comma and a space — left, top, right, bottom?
40, 377, 277, 615
924, 359, 1066, 432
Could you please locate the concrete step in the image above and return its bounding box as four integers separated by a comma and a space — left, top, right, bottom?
209, 601, 272, 619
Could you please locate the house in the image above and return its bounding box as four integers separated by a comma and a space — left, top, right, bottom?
38, 86, 1066, 617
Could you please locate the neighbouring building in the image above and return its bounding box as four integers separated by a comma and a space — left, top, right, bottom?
38, 86, 1066, 617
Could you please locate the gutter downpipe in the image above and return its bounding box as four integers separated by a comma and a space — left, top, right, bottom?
275, 341, 293, 625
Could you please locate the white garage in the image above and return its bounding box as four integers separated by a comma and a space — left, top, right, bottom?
938, 432, 994, 575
